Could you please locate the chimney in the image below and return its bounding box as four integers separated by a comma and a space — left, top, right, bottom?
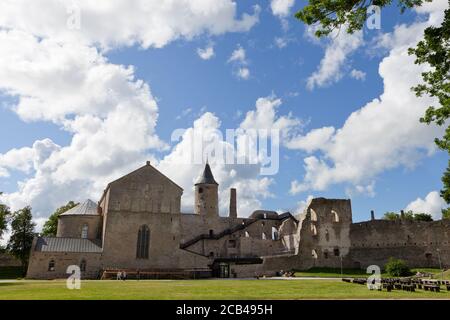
229, 188, 237, 218
370, 210, 375, 221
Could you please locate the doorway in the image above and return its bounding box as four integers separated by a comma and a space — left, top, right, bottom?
219, 263, 230, 278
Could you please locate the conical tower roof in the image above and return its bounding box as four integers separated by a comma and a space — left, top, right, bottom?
195, 163, 218, 185
60, 199, 98, 216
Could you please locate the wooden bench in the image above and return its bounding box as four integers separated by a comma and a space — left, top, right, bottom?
424, 284, 440, 292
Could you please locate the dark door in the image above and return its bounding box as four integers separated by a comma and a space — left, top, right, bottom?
219, 263, 229, 278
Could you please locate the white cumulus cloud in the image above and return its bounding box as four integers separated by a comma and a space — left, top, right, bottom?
350, 69, 366, 81
270, 0, 295, 18
307, 28, 364, 90
288, 0, 446, 194
197, 45, 215, 60
405, 191, 446, 219
0, 0, 262, 219
0, 0, 261, 50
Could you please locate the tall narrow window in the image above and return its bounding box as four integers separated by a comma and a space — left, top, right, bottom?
271, 227, 279, 240
310, 209, 318, 222
80, 259, 87, 272
136, 225, 150, 259
81, 224, 88, 239
48, 259, 55, 271
332, 210, 339, 223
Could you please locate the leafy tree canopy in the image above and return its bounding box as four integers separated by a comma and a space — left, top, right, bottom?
442, 207, 450, 219
42, 201, 78, 236
7, 206, 36, 273
383, 212, 400, 220
0, 192, 11, 241
383, 210, 434, 221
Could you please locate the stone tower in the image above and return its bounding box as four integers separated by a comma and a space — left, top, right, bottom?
194, 162, 219, 216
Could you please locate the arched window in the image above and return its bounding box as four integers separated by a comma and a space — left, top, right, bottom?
244, 231, 250, 238
311, 224, 317, 236
332, 210, 339, 222
136, 225, 150, 259
262, 232, 267, 240
310, 209, 318, 222
48, 259, 55, 271
271, 227, 279, 240
311, 249, 318, 259
80, 259, 86, 272
81, 224, 88, 239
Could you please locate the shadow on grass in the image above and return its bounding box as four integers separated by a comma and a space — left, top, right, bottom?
0, 282, 26, 287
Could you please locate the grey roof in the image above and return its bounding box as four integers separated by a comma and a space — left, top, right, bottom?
195, 163, 218, 185
35, 237, 102, 253
60, 199, 98, 216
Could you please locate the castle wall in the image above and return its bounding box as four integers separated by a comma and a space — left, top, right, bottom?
26, 250, 102, 279
349, 219, 450, 268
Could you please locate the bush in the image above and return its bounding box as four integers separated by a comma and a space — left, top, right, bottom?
385, 258, 411, 277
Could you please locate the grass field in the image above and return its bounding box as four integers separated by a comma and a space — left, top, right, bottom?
294, 267, 449, 279
0, 279, 450, 300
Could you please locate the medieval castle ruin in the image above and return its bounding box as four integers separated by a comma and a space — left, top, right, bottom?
26, 162, 450, 279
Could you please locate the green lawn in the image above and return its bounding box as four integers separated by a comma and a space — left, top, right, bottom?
294, 267, 449, 279
0, 279, 449, 300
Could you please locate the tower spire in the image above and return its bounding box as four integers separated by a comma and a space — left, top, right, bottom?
195, 162, 218, 185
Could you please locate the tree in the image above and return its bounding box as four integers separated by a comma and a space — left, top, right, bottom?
42, 201, 78, 236
0, 192, 11, 242
385, 257, 412, 277
7, 206, 36, 274
442, 207, 450, 219
383, 212, 399, 220
296, 0, 450, 205
384, 210, 434, 220
413, 212, 434, 221
402, 210, 415, 221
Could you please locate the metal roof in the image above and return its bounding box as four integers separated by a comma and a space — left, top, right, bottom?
60, 199, 98, 216
195, 163, 218, 185
35, 237, 102, 253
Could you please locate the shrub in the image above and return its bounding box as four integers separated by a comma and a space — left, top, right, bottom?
385, 258, 411, 277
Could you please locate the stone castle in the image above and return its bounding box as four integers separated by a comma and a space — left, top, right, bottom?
26, 162, 450, 279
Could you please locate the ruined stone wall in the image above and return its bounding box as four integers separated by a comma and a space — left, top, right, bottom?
293, 198, 353, 269
349, 219, 450, 268
57, 215, 102, 240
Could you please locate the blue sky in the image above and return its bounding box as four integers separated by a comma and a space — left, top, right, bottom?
0, 0, 447, 229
